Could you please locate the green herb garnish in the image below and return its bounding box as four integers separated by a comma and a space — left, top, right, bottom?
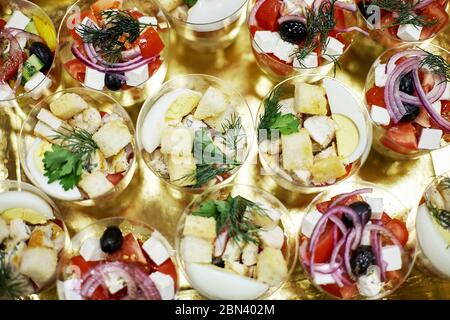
43, 128, 98, 191
184, 0, 198, 7
426, 177, 450, 231
420, 50, 450, 83
77, 10, 156, 62
0, 250, 30, 300
193, 195, 268, 244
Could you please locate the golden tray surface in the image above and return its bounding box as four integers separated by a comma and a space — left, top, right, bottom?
2, 0, 450, 300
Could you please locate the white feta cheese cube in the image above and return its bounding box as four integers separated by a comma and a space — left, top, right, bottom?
281, 0, 303, 15
125, 64, 149, 87
258, 226, 284, 250
138, 16, 158, 26
142, 235, 170, 266
37, 109, 64, 131
365, 197, 384, 220
322, 37, 345, 62
253, 31, 280, 53
273, 39, 298, 63
63, 278, 82, 300
29, 76, 52, 101
103, 272, 126, 294
381, 245, 402, 271
418, 128, 443, 150
302, 210, 322, 238
313, 264, 338, 285
357, 265, 382, 297
303, 116, 335, 147
439, 82, 450, 100
293, 52, 318, 69
0, 83, 14, 100
370, 105, 390, 126
9, 219, 30, 243
374, 64, 388, 87
149, 271, 175, 300
84, 67, 105, 90
361, 222, 372, 246
24, 72, 46, 93
79, 238, 106, 261
6, 11, 31, 30
17, 36, 27, 49
431, 101, 442, 115
397, 24, 422, 41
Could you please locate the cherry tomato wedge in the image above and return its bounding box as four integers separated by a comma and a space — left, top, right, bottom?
0, 19, 6, 29
137, 27, 164, 59
106, 173, 124, 186
91, 0, 122, 15
381, 123, 418, 154
64, 59, 86, 82
366, 86, 386, 108
0, 54, 21, 82
419, 3, 449, 40
107, 233, 147, 264
255, 0, 281, 31
385, 218, 409, 246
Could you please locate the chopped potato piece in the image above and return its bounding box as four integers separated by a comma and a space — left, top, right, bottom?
160, 126, 194, 156
68, 107, 102, 134
181, 236, 213, 263
281, 128, 313, 171
49, 93, 88, 119
19, 247, 57, 287
92, 120, 132, 158
295, 83, 328, 115
311, 156, 346, 184
193, 87, 229, 120
78, 171, 114, 198
166, 154, 197, 187
165, 90, 202, 122
183, 215, 217, 240
256, 247, 288, 286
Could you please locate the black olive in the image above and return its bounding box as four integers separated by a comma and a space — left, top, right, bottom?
279, 20, 307, 44
105, 73, 125, 91
357, 1, 372, 20
350, 246, 375, 276
100, 226, 123, 253
29, 42, 53, 70
399, 72, 414, 95
400, 103, 420, 122
343, 201, 372, 227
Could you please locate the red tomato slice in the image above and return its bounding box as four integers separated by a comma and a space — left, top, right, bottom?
316, 194, 363, 213
321, 283, 342, 297
380, 212, 392, 224
339, 283, 359, 299
442, 100, 450, 121
384, 218, 409, 246
265, 53, 293, 76
91, 0, 122, 15
0, 19, 6, 29
148, 57, 163, 77
129, 10, 144, 20
70, 256, 98, 276
311, 224, 335, 263
108, 233, 147, 264
334, 8, 346, 29
64, 59, 86, 82
155, 259, 178, 286
106, 173, 124, 186
0, 53, 22, 82
90, 287, 109, 300
366, 86, 386, 108
137, 27, 164, 58
255, 0, 281, 31
381, 123, 418, 154
381, 14, 399, 38
419, 3, 449, 40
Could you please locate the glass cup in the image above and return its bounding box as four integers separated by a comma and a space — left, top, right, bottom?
57, 0, 170, 107
57, 217, 179, 300
257, 74, 372, 194
19, 87, 137, 206
0, 179, 69, 300
0, 0, 58, 107
175, 183, 298, 300
364, 43, 450, 159
136, 74, 254, 195
158, 0, 248, 51
415, 171, 450, 279
246, 0, 359, 81
299, 181, 416, 300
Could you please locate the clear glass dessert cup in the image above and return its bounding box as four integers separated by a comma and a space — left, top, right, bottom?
19, 87, 137, 207
175, 183, 298, 300
56, 0, 170, 107
136, 74, 254, 195
57, 217, 179, 300
0, 0, 58, 107
158, 0, 248, 51
257, 74, 372, 194
415, 171, 450, 279
0, 179, 69, 300
246, 0, 358, 81
299, 181, 416, 300
364, 43, 450, 160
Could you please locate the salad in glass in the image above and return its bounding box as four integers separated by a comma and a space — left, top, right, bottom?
299, 182, 415, 299
176, 184, 297, 300
57, 218, 178, 300
137, 74, 253, 192
19, 88, 136, 204
0, 0, 56, 102
365, 44, 450, 158
0, 180, 67, 300
247, 0, 364, 79
358, 0, 449, 42
258, 75, 371, 193
416, 172, 450, 278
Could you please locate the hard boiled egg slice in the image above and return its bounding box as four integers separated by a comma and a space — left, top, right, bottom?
0, 191, 54, 221
26, 138, 83, 201
185, 263, 269, 300
323, 78, 370, 164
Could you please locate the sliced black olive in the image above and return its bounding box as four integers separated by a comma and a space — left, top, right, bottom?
279, 20, 307, 44
343, 201, 372, 227
350, 246, 375, 276
400, 103, 420, 122
105, 73, 125, 91
399, 71, 414, 95
100, 226, 123, 253
29, 42, 53, 70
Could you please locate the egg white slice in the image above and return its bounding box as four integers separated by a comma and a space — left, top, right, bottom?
185, 263, 269, 300
0, 191, 54, 220
187, 0, 245, 32
26, 138, 83, 201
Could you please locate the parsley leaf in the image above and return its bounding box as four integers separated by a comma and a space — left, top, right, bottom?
43, 145, 83, 191
270, 114, 300, 135
184, 0, 198, 7
192, 200, 218, 218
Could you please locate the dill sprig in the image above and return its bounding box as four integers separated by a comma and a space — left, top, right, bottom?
425, 177, 450, 231
221, 113, 245, 156
419, 50, 450, 83
77, 10, 156, 62
0, 250, 30, 299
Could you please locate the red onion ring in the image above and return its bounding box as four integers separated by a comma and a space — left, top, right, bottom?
386, 50, 427, 74
248, 0, 266, 26
8, 28, 44, 44
414, 0, 434, 9
344, 229, 356, 280
364, 223, 404, 250
299, 240, 310, 266
370, 226, 385, 281
335, 26, 369, 37
330, 188, 373, 207
335, 1, 357, 12
122, 46, 141, 60
278, 15, 307, 25
398, 74, 446, 105
133, 267, 161, 300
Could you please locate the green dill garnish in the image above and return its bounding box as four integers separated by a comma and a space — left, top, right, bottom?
192, 195, 268, 244
0, 250, 30, 299
43, 128, 98, 191
184, 0, 198, 7
221, 113, 245, 156
426, 177, 450, 231
419, 50, 450, 83
369, 0, 438, 28
77, 10, 156, 62
257, 88, 300, 141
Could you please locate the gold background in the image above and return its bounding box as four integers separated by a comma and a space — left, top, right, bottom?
2, 0, 450, 300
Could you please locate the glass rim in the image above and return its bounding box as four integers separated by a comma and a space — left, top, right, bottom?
136, 73, 255, 194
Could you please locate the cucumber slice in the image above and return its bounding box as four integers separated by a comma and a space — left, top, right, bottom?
25, 20, 39, 36
22, 54, 45, 83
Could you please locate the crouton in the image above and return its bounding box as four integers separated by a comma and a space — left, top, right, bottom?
160, 126, 194, 156
92, 120, 132, 158
165, 89, 202, 122
78, 171, 114, 198
311, 156, 346, 184
281, 128, 313, 171
203, 107, 235, 133
68, 107, 102, 134
166, 154, 196, 187
110, 149, 130, 173
49, 93, 88, 119
193, 87, 229, 120
295, 83, 328, 115
181, 236, 213, 263
183, 215, 217, 240
303, 116, 335, 147
19, 247, 57, 287
28, 222, 65, 252
256, 247, 288, 286
258, 226, 284, 250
